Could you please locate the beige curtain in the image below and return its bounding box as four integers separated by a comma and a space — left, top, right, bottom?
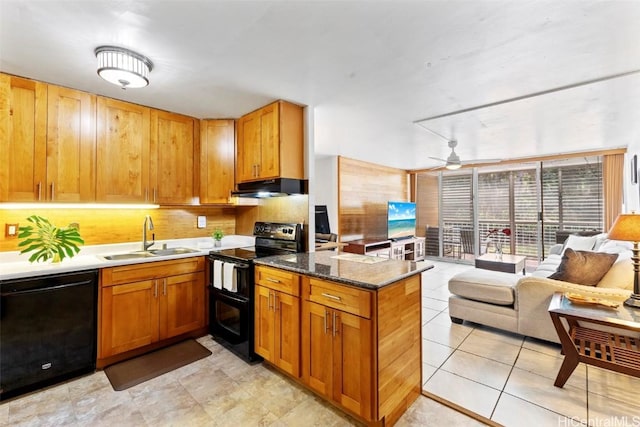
603, 153, 624, 231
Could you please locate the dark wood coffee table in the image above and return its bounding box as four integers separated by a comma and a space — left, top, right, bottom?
548, 292, 640, 387
475, 253, 526, 274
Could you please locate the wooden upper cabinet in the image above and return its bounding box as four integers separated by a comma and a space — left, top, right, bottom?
235, 100, 304, 184
47, 85, 96, 202
200, 119, 235, 204
0, 73, 47, 201
0, 74, 96, 202
236, 110, 260, 183
96, 97, 151, 203
151, 110, 195, 204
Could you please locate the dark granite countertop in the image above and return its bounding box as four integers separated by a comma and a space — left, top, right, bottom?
253, 251, 434, 290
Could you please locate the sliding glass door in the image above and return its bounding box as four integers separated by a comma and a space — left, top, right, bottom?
419, 156, 604, 264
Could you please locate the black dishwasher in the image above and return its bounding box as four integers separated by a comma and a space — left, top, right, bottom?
0, 269, 98, 401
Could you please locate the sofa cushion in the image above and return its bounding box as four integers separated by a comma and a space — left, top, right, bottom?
531, 254, 561, 278
549, 248, 618, 286
448, 269, 520, 306
596, 256, 633, 290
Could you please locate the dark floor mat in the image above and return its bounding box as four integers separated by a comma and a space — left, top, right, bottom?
104, 339, 212, 391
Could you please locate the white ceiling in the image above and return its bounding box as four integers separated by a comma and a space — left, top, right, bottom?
2, 0, 639, 170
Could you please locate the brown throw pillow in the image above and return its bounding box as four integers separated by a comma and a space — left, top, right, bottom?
549, 248, 618, 286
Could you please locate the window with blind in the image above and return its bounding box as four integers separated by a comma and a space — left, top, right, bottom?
428, 157, 603, 261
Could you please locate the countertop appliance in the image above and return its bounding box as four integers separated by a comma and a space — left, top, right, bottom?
0, 270, 98, 401
208, 222, 304, 362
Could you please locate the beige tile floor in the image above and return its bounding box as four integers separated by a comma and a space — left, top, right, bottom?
422, 260, 640, 426
2, 259, 639, 426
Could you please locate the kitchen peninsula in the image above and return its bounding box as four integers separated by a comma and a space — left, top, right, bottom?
253, 251, 432, 426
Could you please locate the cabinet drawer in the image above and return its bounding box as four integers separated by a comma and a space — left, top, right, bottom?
101, 257, 204, 286
305, 278, 372, 319
255, 266, 300, 296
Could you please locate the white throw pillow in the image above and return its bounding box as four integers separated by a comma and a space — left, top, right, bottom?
598, 239, 634, 254
562, 234, 597, 253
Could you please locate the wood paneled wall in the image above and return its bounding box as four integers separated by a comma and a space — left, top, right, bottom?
0, 206, 236, 252
415, 172, 439, 237
338, 157, 408, 241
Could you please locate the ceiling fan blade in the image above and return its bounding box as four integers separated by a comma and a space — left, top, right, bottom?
428, 156, 447, 162
460, 158, 501, 165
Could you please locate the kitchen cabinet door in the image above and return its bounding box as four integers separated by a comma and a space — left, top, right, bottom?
236, 110, 261, 183
273, 291, 300, 376
161, 271, 206, 339
302, 300, 334, 396
254, 284, 301, 377
302, 300, 373, 420
332, 309, 373, 419
0, 73, 47, 201
151, 110, 195, 204
96, 97, 151, 202
254, 284, 276, 361
46, 85, 96, 202
256, 102, 279, 179
200, 119, 234, 204
100, 279, 160, 358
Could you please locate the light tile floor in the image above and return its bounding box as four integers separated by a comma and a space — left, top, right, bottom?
2, 259, 639, 426
422, 259, 640, 426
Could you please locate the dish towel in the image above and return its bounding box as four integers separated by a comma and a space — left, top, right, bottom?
222, 262, 237, 292
213, 260, 223, 289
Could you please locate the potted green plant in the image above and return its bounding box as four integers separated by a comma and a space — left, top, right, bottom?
212, 228, 224, 247
18, 215, 84, 263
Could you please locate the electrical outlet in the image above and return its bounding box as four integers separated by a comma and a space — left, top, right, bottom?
197, 216, 206, 229
5, 223, 19, 238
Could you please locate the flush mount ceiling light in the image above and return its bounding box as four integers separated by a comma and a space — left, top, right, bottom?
95, 46, 153, 89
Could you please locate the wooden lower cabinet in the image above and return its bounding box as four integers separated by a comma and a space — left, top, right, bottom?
303, 300, 373, 419
257, 267, 421, 426
254, 266, 301, 377
99, 257, 205, 360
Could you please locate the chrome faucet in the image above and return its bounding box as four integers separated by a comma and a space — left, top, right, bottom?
142, 215, 155, 251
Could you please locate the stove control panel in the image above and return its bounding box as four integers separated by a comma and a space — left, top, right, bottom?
253, 222, 300, 241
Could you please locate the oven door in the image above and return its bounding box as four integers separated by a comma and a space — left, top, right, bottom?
209, 288, 262, 363
210, 289, 248, 345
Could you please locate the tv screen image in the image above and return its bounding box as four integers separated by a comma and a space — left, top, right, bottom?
387, 201, 416, 240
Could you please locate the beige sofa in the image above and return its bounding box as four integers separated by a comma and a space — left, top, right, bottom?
447, 235, 634, 343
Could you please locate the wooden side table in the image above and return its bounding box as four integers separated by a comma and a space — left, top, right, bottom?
475, 253, 527, 274
547, 292, 640, 387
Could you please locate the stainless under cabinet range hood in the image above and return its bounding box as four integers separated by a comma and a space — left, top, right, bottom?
231, 178, 308, 198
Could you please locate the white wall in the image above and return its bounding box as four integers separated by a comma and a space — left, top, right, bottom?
314, 155, 339, 237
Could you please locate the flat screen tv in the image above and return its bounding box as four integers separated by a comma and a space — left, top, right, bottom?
387, 201, 416, 240
315, 205, 331, 234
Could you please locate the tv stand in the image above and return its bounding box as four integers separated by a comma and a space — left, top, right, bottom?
343, 237, 425, 261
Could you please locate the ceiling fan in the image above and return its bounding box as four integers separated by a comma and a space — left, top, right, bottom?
428, 139, 500, 170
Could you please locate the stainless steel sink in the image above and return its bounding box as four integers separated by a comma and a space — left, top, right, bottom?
148, 247, 200, 256
102, 252, 157, 260
102, 247, 199, 261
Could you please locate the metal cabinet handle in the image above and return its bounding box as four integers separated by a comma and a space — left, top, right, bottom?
266, 278, 281, 284
324, 310, 329, 334
163, 278, 167, 296
321, 292, 342, 301
153, 188, 157, 203
274, 293, 278, 311
51, 182, 55, 201
37, 182, 42, 201
154, 280, 158, 298
268, 291, 273, 311
332, 312, 338, 336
